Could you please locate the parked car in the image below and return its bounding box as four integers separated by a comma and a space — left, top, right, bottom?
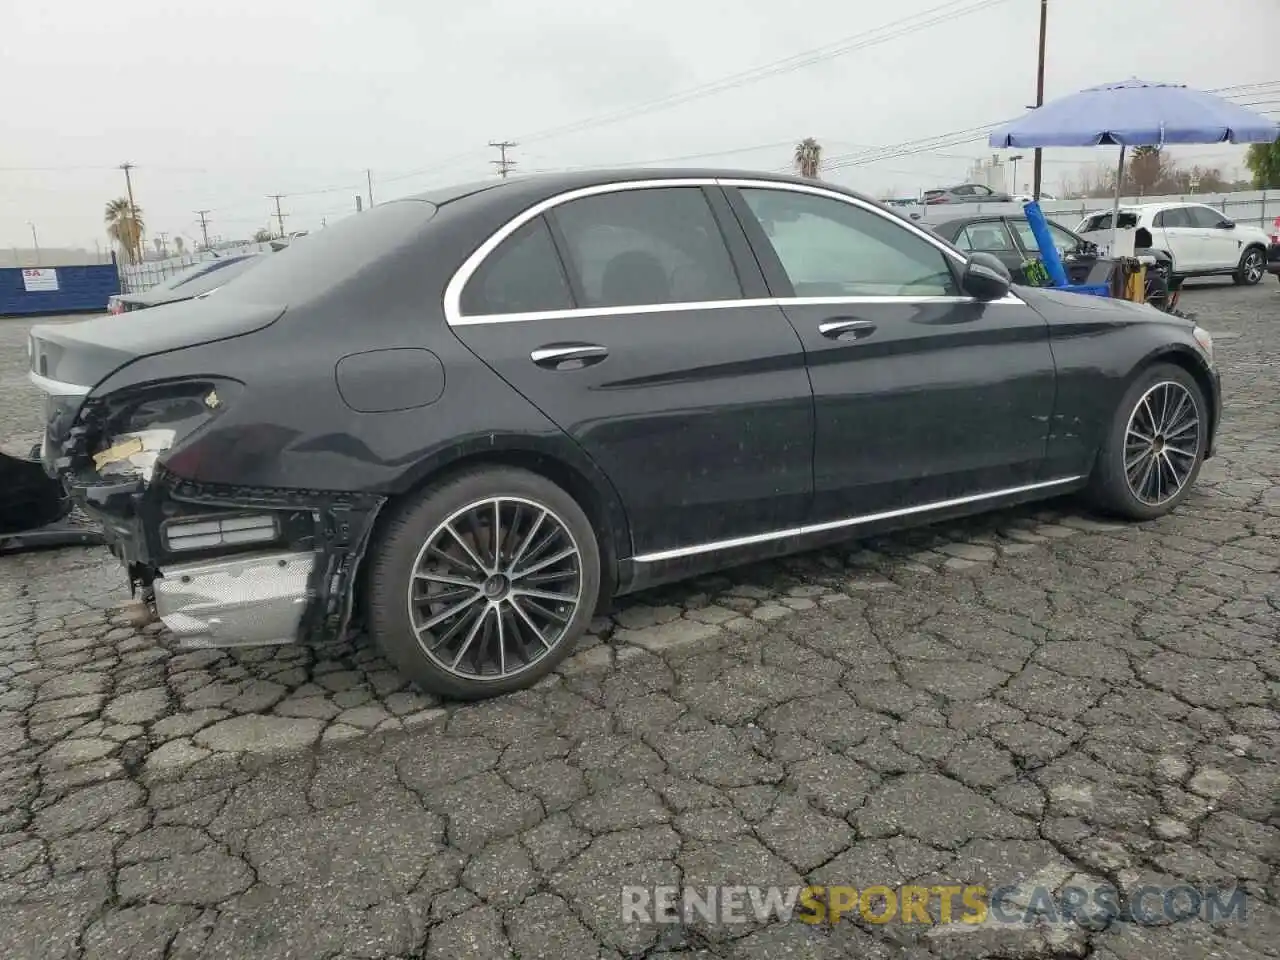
29, 169, 1220, 699
923, 183, 1014, 204
1076, 202, 1271, 285
1012, 191, 1057, 203
107, 253, 265, 314
928, 212, 1101, 284
1267, 216, 1280, 284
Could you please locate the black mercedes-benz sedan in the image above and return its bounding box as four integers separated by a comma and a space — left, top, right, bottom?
28, 169, 1222, 700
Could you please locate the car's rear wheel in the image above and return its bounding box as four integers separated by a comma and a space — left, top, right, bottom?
366, 467, 601, 700
1087, 364, 1208, 521
1234, 247, 1265, 285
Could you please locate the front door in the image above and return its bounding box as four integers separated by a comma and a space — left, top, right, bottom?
722, 182, 1057, 522
1187, 205, 1242, 270
447, 183, 814, 557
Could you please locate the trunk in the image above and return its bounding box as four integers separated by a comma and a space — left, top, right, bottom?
29, 299, 285, 395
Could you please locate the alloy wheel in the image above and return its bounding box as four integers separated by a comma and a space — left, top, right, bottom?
406, 496, 583, 681
1123, 381, 1201, 506
1243, 250, 1264, 284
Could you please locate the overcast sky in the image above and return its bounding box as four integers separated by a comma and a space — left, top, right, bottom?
3, 0, 1277, 250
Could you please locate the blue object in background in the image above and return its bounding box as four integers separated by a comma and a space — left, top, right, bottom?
1021, 201, 1069, 287
0, 264, 119, 316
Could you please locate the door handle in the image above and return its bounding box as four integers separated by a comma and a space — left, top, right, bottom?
531, 343, 609, 369
818, 319, 877, 341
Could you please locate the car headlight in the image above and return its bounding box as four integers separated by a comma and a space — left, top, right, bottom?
1192, 326, 1214, 367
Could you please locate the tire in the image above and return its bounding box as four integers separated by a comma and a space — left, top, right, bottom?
1086, 363, 1208, 521
1233, 247, 1265, 286
366, 466, 601, 700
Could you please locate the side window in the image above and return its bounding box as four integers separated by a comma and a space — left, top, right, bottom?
460, 216, 573, 316
957, 222, 1015, 253
1188, 206, 1226, 228
1160, 207, 1192, 228
1010, 219, 1077, 256
739, 188, 960, 298
549, 187, 742, 308
972, 184, 994, 196
1152, 210, 1166, 228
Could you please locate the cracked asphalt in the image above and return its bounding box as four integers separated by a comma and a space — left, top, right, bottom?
1, 282, 1276, 959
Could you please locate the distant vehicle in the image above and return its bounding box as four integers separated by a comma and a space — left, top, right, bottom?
1013, 191, 1058, 203
1076, 202, 1271, 285
928, 212, 1101, 285
923, 183, 1014, 205
107, 254, 265, 314
1267, 216, 1280, 284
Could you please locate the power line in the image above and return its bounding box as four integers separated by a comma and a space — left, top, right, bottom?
268, 194, 288, 237
489, 141, 518, 178
372, 0, 1013, 190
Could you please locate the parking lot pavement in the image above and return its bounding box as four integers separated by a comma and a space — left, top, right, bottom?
1, 284, 1276, 959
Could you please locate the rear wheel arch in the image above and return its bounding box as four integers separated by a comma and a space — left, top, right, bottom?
378, 444, 630, 600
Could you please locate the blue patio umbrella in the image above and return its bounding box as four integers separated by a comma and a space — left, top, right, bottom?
988, 79, 1279, 249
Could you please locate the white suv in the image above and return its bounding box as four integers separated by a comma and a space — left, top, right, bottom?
1076, 202, 1271, 285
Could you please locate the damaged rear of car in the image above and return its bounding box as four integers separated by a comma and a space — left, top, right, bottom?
29, 195, 460, 651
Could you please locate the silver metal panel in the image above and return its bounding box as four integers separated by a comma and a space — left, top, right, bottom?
154, 550, 313, 648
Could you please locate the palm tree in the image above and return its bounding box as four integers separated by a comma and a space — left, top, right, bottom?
173, 236, 185, 255
793, 138, 823, 179
104, 198, 145, 264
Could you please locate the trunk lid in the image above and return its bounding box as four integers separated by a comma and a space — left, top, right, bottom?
29, 297, 286, 395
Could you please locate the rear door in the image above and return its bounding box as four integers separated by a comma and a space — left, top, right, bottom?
721, 181, 1057, 522
1156, 206, 1203, 270
446, 182, 814, 558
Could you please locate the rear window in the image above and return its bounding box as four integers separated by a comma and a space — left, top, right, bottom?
169, 256, 252, 289
215, 199, 437, 305
1081, 210, 1139, 232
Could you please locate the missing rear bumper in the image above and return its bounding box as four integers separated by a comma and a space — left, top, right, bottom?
155, 550, 315, 648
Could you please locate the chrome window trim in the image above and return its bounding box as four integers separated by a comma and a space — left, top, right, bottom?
442, 176, 1023, 327
631, 475, 1084, 564
29, 371, 91, 397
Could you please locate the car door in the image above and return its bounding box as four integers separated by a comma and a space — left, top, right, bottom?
952, 218, 1026, 279
446, 182, 814, 557
1186, 205, 1240, 270
1156, 206, 1202, 270
721, 182, 1057, 522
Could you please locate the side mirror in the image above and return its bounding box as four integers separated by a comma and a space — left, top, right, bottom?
1218, 219, 1235, 229
961, 252, 1013, 300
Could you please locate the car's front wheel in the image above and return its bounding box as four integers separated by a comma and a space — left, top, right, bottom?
1234, 247, 1265, 285
366, 467, 601, 700
1087, 363, 1208, 521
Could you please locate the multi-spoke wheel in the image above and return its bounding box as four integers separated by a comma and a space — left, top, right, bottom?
1234, 247, 1265, 286
367, 468, 601, 699
1088, 364, 1208, 520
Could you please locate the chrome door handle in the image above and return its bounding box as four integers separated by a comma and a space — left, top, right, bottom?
531, 344, 609, 369
818, 319, 876, 340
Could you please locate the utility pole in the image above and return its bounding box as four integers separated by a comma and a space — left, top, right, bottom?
157, 231, 170, 258
366, 169, 374, 207
27, 222, 39, 265
489, 140, 517, 178
1031, 0, 1048, 200
194, 210, 211, 250
120, 162, 141, 262
268, 194, 288, 237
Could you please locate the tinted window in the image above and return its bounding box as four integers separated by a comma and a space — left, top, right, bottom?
957, 222, 1015, 252
1010, 219, 1078, 256
550, 187, 741, 308
1159, 207, 1193, 228
1188, 206, 1227, 228
740, 188, 959, 297
460, 216, 573, 316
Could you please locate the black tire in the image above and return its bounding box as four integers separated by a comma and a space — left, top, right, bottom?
366, 466, 601, 700
1233, 246, 1265, 286
1086, 363, 1208, 521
